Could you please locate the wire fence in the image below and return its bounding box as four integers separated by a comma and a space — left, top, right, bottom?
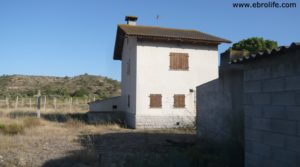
0, 96, 93, 112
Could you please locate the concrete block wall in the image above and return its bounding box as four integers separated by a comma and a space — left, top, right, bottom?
244, 51, 300, 167
196, 68, 243, 140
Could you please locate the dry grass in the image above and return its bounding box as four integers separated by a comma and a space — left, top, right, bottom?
0, 107, 85, 166
0, 107, 197, 167
0, 117, 44, 135
0, 106, 87, 116
64, 119, 86, 129
23, 117, 43, 128
0, 123, 24, 135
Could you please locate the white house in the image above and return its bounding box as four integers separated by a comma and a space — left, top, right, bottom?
88, 16, 230, 128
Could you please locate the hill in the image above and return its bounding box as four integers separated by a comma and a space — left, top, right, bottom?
0, 74, 120, 99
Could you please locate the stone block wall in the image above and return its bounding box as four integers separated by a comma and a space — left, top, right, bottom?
244, 50, 300, 167
126, 112, 195, 129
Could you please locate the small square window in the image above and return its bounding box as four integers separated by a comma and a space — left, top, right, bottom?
149, 94, 162, 108
170, 53, 189, 70
174, 94, 185, 108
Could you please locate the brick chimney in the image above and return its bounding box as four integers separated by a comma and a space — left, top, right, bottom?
125, 16, 138, 25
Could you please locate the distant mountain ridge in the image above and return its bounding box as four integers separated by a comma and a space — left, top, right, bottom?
0, 74, 121, 99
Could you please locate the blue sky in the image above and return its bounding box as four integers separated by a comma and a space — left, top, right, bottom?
0, 0, 299, 80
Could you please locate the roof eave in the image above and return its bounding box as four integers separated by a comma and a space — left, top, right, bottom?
221, 39, 232, 44
113, 24, 232, 60
113, 35, 230, 60
113, 26, 125, 60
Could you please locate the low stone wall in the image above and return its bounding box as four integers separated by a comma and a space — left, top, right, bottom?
126, 112, 195, 129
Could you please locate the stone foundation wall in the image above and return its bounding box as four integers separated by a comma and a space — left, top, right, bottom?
125, 112, 136, 128
126, 112, 195, 129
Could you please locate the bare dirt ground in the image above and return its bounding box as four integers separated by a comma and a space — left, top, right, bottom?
0, 109, 196, 167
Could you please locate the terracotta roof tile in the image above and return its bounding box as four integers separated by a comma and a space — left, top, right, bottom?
113, 24, 231, 60
229, 42, 300, 64
119, 24, 231, 43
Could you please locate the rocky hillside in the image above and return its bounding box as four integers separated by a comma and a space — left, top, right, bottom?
0, 74, 120, 99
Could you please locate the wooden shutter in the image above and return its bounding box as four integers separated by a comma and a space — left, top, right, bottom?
174, 94, 185, 108
182, 54, 189, 70
170, 53, 176, 69
149, 94, 162, 108
170, 53, 189, 70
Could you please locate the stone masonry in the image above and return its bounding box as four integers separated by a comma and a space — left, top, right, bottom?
126, 113, 195, 129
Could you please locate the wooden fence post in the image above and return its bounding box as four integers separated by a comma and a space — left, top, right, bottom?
6, 97, 9, 109
37, 90, 41, 118
29, 98, 32, 109
54, 97, 57, 110
21, 98, 24, 107
69, 97, 72, 112
15, 96, 18, 109
44, 96, 47, 112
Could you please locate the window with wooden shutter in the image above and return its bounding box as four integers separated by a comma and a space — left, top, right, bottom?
173, 94, 185, 108
170, 53, 189, 70
149, 94, 162, 108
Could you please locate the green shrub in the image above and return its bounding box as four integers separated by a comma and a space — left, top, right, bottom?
72, 88, 89, 97
230, 37, 278, 54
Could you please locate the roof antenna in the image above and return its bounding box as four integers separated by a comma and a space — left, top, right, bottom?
156, 15, 160, 20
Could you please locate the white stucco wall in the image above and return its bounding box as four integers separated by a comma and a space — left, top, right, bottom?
135, 41, 219, 118
89, 96, 121, 112
120, 36, 137, 114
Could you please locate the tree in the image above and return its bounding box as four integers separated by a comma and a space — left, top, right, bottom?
56, 88, 69, 97
94, 89, 108, 99
229, 37, 278, 54
72, 88, 89, 97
